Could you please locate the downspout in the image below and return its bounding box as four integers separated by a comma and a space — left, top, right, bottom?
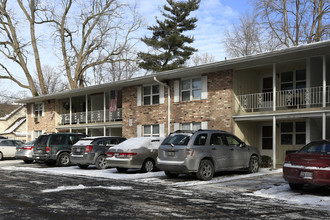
154, 77, 170, 135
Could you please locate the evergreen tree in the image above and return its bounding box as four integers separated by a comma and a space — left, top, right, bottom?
138, 0, 200, 72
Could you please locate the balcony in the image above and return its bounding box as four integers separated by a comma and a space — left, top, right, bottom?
235, 86, 329, 113
59, 108, 122, 125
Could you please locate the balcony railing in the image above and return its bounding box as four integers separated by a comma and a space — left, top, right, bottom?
236, 86, 330, 113
59, 108, 122, 125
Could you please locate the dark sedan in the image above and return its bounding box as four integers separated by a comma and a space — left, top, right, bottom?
71, 136, 126, 169
283, 140, 330, 190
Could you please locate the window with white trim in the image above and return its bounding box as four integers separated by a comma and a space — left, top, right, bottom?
281, 122, 306, 145
143, 125, 160, 137
143, 85, 160, 105
34, 130, 43, 139
181, 122, 201, 131
34, 103, 44, 118
182, 78, 202, 101
281, 69, 306, 91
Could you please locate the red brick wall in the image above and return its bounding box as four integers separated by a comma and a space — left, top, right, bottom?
27, 100, 56, 140
122, 70, 233, 138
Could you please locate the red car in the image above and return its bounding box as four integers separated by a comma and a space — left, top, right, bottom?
283, 140, 330, 190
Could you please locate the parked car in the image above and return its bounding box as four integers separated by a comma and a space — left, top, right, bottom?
283, 140, 330, 190
15, 140, 36, 163
106, 137, 165, 173
33, 133, 87, 166
0, 139, 24, 160
157, 130, 261, 181
71, 136, 126, 169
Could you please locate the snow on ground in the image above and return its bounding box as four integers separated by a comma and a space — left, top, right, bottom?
41, 184, 133, 193
0, 160, 329, 210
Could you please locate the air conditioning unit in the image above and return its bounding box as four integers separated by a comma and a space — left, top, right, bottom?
34, 117, 39, 123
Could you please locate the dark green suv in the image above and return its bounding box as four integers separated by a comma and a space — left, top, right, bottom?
34, 133, 87, 166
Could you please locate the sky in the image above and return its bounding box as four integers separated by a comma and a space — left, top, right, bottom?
2, 0, 252, 98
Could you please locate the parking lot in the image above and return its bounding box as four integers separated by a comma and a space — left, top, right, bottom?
0, 159, 329, 219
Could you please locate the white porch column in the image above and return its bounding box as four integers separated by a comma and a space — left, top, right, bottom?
323, 113, 326, 139
272, 116, 277, 169
104, 126, 106, 136
273, 64, 276, 111
104, 92, 106, 122
85, 127, 88, 135
85, 95, 88, 124
69, 97, 72, 125
323, 55, 326, 108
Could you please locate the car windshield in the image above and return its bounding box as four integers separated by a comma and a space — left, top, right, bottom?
162, 133, 192, 146
299, 142, 330, 154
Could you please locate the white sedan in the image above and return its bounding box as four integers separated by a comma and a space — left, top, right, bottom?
0, 139, 24, 160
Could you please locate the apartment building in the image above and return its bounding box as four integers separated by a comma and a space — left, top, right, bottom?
18, 41, 330, 167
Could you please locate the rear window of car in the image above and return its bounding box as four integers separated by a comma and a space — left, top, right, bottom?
35, 135, 49, 146
74, 139, 94, 145
50, 135, 67, 145
300, 142, 330, 154
162, 133, 192, 146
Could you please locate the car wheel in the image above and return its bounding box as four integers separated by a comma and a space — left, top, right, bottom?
0, 152, 3, 160
117, 167, 128, 173
196, 159, 214, 181
23, 159, 34, 164
141, 159, 155, 173
248, 155, 259, 173
95, 155, 107, 169
78, 164, 89, 169
57, 152, 70, 167
289, 183, 304, 190
165, 171, 179, 178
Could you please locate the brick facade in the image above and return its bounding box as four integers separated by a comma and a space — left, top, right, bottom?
27, 100, 56, 140
122, 70, 234, 138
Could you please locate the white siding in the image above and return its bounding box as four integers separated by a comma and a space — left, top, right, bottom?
174, 80, 180, 102
137, 87, 142, 106
201, 75, 208, 99
159, 85, 165, 104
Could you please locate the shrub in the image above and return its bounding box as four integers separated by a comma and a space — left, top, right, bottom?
260, 155, 272, 168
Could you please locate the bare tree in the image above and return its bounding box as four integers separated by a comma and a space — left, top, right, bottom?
253, 0, 330, 47
188, 52, 216, 66
33, 65, 68, 94
223, 12, 277, 57
0, 0, 142, 97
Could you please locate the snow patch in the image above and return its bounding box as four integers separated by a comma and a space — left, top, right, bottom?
42, 184, 133, 193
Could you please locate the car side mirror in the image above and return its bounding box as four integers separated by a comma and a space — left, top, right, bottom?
240, 143, 246, 148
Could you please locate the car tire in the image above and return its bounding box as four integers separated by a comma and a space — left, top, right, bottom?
95, 155, 107, 169
0, 152, 3, 160
57, 152, 70, 167
23, 159, 34, 164
196, 159, 214, 181
117, 167, 128, 173
165, 171, 179, 178
289, 183, 304, 190
247, 155, 259, 173
78, 164, 89, 169
141, 158, 155, 173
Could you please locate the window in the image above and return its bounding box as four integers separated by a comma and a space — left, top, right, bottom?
210, 133, 224, 145
281, 122, 306, 145
34, 131, 43, 139
262, 126, 272, 150
50, 135, 66, 145
143, 85, 159, 105
182, 78, 202, 101
281, 70, 306, 91
193, 134, 208, 145
182, 122, 201, 131
143, 125, 160, 137
34, 103, 44, 118
224, 135, 242, 146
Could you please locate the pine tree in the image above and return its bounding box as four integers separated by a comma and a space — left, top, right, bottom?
138, 0, 200, 72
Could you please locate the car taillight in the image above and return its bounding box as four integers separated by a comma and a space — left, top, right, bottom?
85, 145, 93, 153
119, 152, 137, 156
107, 152, 114, 157
284, 154, 291, 164
46, 146, 51, 153
186, 148, 194, 156
22, 146, 33, 150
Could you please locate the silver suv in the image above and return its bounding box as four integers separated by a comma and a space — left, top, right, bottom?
157, 130, 261, 181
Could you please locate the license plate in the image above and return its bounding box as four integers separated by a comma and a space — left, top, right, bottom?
300, 171, 313, 179
168, 151, 175, 156
76, 148, 81, 152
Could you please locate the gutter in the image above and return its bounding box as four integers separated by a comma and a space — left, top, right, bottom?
154, 77, 170, 135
